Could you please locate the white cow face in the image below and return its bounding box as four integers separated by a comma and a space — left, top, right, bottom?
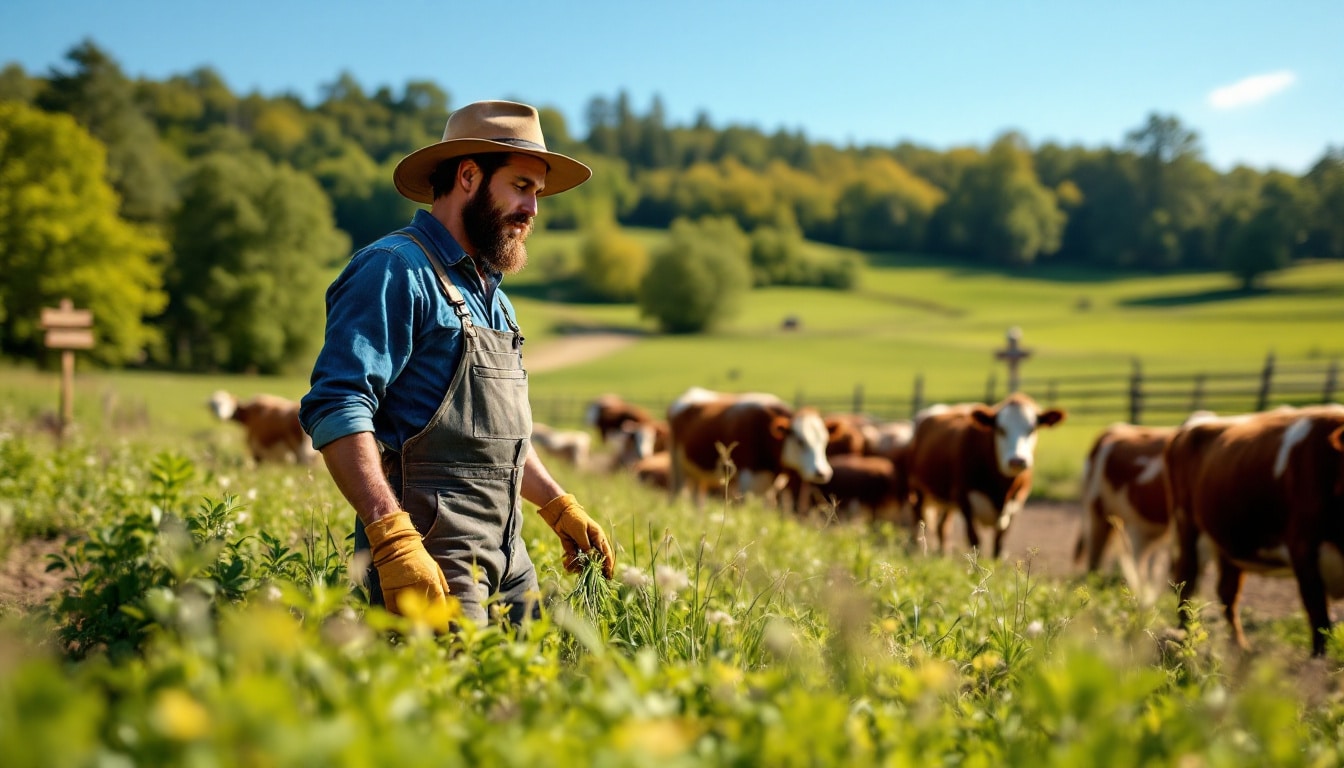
208, 390, 238, 421
973, 397, 1066, 477
774, 410, 834, 484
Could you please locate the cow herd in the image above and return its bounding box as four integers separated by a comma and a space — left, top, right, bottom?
576, 388, 1068, 558
573, 389, 1344, 657
209, 387, 1344, 656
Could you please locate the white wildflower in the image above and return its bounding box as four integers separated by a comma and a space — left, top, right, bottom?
705, 609, 737, 627
619, 565, 652, 589
655, 565, 690, 594
1025, 620, 1044, 638
246, 488, 258, 501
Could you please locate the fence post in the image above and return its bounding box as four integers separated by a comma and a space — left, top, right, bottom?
853, 384, 864, 414
984, 374, 997, 404
1257, 352, 1275, 411
1190, 373, 1206, 412
1129, 359, 1143, 425
1324, 360, 1339, 404
910, 374, 924, 418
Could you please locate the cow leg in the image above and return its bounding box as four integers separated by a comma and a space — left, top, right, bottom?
1290, 549, 1333, 657
1214, 556, 1249, 651
992, 525, 1007, 559
958, 503, 982, 555
1080, 497, 1114, 574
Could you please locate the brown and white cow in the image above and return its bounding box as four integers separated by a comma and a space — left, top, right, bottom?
667, 388, 833, 507
531, 422, 592, 467
906, 394, 1066, 558
1166, 404, 1344, 656
208, 390, 318, 466
585, 394, 656, 446
1074, 412, 1217, 603
610, 418, 671, 470
800, 454, 905, 524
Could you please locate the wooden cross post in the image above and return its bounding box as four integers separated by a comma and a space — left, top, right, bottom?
994, 326, 1032, 395
40, 298, 95, 437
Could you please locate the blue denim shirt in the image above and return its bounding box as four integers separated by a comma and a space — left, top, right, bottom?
299, 210, 520, 452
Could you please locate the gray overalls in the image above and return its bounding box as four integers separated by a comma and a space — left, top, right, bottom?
353, 231, 539, 626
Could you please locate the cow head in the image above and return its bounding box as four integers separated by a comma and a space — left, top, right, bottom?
208, 390, 239, 422
971, 395, 1066, 477
771, 408, 834, 484
612, 419, 660, 467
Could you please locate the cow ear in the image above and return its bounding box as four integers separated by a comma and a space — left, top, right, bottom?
971, 406, 996, 430
1038, 408, 1067, 428
770, 416, 791, 440
1330, 425, 1344, 452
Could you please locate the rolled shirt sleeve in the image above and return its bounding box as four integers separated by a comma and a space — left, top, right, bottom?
300, 245, 425, 450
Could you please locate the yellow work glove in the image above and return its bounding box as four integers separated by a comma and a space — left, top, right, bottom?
537, 494, 616, 579
365, 511, 453, 627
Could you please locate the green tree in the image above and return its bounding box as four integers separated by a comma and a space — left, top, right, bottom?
1123, 113, 1216, 269
638, 217, 751, 333
1223, 172, 1310, 290
0, 63, 41, 104
1303, 147, 1344, 260
0, 103, 166, 364
164, 151, 349, 373
579, 225, 648, 302
834, 154, 944, 252
938, 134, 1065, 266
37, 40, 178, 223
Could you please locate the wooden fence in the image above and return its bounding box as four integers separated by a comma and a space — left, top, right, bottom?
530, 354, 1341, 428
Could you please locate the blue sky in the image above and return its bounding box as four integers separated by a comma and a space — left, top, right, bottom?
3, 0, 1340, 174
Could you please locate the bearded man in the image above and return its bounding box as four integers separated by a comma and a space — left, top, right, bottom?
300, 101, 615, 629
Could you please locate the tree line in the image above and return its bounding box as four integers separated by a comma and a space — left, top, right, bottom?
1, 40, 1340, 370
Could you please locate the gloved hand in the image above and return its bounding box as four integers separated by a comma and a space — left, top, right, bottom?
537, 494, 615, 579
365, 511, 452, 624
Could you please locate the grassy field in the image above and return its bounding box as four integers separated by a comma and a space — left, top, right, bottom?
4, 249, 1344, 765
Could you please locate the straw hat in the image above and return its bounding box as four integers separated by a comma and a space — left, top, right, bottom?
392, 100, 591, 204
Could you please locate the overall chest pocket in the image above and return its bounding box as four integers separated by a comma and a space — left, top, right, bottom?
470, 365, 530, 439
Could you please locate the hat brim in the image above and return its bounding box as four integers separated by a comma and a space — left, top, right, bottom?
392, 139, 592, 204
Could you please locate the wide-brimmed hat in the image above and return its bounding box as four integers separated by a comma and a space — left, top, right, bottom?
392, 100, 591, 204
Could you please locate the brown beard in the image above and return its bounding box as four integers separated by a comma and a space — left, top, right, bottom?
462, 182, 531, 275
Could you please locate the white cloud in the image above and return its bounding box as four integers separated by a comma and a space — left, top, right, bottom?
1207, 70, 1297, 110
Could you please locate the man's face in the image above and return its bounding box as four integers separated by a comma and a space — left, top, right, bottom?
462, 154, 548, 276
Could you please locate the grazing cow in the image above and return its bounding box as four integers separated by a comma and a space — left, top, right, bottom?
906, 394, 1066, 557
667, 388, 833, 506
531, 422, 591, 467
822, 413, 873, 457
1074, 412, 1217, 603
1166, 405, 1344, 656
864, 419, 915, 461
801, 454, 904, 524
208, 390, 317, 465
585, 394, 656, 446
610, 418, 671, 470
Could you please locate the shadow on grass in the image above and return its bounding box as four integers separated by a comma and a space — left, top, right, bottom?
1119, 285, 1336, 308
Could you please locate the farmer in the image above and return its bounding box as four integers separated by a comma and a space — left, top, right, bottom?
300, 100, 616, 628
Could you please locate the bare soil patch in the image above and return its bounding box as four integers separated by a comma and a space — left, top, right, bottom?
0, 537, 65, 612
980, 500, 1308, 623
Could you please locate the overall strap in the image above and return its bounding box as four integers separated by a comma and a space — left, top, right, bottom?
398, 230, 476, 339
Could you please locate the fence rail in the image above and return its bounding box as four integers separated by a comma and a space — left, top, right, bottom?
530, 354, 1341, 428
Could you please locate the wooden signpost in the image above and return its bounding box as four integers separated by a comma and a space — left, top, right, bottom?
40, 298, 94, 436
994, 326, 1032, 395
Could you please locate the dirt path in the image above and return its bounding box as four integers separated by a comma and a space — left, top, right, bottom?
976, 500, 1305, 622
525, 332, 639, 373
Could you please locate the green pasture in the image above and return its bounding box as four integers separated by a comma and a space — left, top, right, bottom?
6, 244, 1343, 498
